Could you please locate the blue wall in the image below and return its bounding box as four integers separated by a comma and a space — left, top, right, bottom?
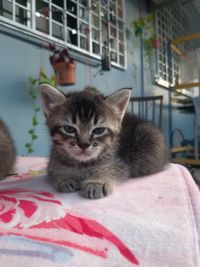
0, 0, 194, 156
0, 32, 50, 156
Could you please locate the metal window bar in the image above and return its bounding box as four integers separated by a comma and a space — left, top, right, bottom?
128, 95, 163, 129
155, 3, 189, 88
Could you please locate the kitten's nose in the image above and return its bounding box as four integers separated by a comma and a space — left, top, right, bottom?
78, 142, 90, 150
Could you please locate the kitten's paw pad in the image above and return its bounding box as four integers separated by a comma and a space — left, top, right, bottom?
57, 179, 81, 193
81, 181, 113, 199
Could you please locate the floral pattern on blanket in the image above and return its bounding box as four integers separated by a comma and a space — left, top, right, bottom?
0, 157, 200, 267
0, 184, 139, 265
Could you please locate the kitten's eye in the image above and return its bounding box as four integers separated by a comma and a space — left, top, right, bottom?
92, 127, 107, 136
61, 126, 76, 136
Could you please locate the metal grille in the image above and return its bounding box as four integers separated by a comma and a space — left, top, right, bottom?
128, 95, 163, 129
155, 2, 189, 88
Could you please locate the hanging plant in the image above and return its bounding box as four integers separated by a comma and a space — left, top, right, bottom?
49, 44, 76, 86
39, 68, 56, 86
93, 67, 104, 78
130, 14, 161, 65
131, 17, 145, 37
143, 38, 153, 62
25, 77, 40, 154
25, 69, 56, 154
151, 35, 161, 49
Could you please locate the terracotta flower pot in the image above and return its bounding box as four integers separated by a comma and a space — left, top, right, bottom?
152, 38, 161, 49
53, 61, 76, 86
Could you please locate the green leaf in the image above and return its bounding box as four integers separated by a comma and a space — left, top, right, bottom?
147, 14, 154, 22
32, 117, 38, 126
29, 89, 34, 95
39, 68, 48, 79
32, 134, 38, 140
31, 79, 38, 85
32, 105, 40, 112
29, 91, 37, 99
28, 129, 35, 134
25, 143, 31, 148
27, 148, 34, 154
51, 80, 56, 86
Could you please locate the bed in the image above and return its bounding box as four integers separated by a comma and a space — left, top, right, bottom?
0, 157, 199, 267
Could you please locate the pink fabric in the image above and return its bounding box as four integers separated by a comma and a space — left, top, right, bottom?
0, 157, 199, 267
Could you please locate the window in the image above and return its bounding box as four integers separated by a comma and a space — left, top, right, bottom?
0, 0, 126, 68
0, 0, 31, 26
154, 3, 189, 88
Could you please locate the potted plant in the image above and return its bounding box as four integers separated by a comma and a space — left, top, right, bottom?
49, 44, 76, 86
132, 17, 145, 37
131, 14, 161, 66
151, 35, 161, 49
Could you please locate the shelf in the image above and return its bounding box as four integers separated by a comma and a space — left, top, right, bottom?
174, 82, 200, 90
171, 157, 200, 166
169, 33, 200, 163
171, 33, 200, 46
171, 146, 193, 153
171, 97, 192, 104
171, 33, 200, 55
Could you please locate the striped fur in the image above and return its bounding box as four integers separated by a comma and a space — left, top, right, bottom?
0, 118, 16, 180
40, 84, 168, 199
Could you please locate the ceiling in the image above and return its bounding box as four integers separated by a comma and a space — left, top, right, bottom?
151, 0, 200, 33
193, 0, 200, 15
181, 0, 200, 33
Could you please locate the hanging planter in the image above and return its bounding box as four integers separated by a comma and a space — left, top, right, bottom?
53, 59, 76, 86
152, 37, 161, 49
49, 45, 76, 86
131, 17, 145, 37
131, 15, 161, 67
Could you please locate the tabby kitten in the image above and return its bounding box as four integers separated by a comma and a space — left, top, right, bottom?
40, 84, 168, 199
0, 118, 16, 180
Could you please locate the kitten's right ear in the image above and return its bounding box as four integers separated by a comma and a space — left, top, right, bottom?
39, 83, 66, 117
104, 89, 131, 122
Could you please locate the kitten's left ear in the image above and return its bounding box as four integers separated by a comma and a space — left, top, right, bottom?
39, 83, 66, 117
104, 89, 131, 121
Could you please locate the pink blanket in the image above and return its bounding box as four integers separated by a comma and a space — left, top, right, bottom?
0, 157, 199, 267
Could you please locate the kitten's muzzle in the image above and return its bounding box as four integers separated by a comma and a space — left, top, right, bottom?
78, 142, 90, 150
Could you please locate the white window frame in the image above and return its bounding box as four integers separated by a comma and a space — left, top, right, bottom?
0, 0, 126, 69
154, 2, 189, 88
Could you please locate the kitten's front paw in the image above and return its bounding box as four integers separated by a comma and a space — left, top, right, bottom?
81, 181, 113, 199
56, 178, 80, 193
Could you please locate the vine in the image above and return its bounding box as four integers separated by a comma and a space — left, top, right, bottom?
25, 69, 56, 154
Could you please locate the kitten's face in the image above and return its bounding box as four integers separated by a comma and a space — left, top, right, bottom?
40, 85, 131, 163
51, 113, 114, 162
